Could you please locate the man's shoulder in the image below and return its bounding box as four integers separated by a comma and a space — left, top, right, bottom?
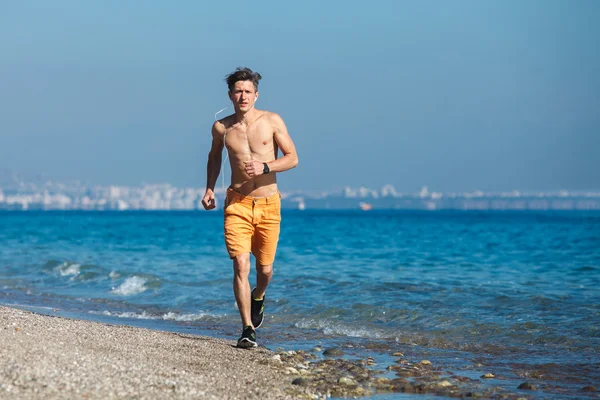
262, 111, 284, 125
213, 115, 235, 135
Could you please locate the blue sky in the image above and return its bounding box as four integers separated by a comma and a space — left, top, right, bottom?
1, 1, 598, 192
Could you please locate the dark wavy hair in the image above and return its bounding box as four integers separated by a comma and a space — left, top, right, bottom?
225, 67, 262, 92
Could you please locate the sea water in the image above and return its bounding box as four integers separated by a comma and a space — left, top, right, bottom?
1, 210, 598, 397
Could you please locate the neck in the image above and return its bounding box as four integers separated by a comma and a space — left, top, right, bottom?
235, 107, 258, 125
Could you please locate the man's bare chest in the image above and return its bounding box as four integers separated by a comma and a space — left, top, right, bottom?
225, 123, 274, 155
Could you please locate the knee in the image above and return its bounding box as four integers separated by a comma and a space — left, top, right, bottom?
233, 254, 251, 276
257, 263, 273, 277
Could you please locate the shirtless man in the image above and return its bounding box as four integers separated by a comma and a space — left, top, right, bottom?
202, 67, 299, 348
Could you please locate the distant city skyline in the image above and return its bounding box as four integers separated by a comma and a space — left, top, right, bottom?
2, 177, 599, 211
1, 2, 599, 192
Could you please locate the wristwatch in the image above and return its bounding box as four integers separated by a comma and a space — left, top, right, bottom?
262, 163, 270, 174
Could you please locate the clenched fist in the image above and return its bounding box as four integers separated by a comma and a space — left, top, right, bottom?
202, 189, 216, 210
244, 160, 266, 178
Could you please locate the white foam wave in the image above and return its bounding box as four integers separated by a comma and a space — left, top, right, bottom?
58, 262, 80, 277
295, 318, 387, 339
111, 276, 147, 296
162, 312, 212, 322
90, 310, 221, 321
91, 310, 159, 320
109, 271, 120, 279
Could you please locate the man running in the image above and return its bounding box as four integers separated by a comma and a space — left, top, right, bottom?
202, 67, 299, 348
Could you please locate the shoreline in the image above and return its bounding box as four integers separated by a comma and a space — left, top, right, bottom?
2, 305, 596, 399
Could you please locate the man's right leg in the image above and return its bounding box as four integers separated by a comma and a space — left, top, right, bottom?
233, 252, 253, 329
223, 190, 256, 347
233, 253, 258, 348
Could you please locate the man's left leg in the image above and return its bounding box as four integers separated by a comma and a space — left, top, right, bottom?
251, 193, 281, 329
254, 263, 272, 299
251, 263, 272, 328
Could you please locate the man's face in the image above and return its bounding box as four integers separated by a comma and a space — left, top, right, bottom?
229, 80, 258, 113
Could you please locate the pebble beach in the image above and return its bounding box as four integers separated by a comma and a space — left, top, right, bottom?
0, 306, 301, 399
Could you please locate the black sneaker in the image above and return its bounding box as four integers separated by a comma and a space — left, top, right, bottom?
251, 288, 265, 329
237, 325, 257, 348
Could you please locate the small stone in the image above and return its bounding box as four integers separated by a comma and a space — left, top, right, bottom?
323, 347, 344, 357
353, 386, 366, 395
402, 382, 416, 393
435, 380, 452, 388
420, 360, 432, 365
284, 367, 299, 375
313, 346, 323, 352
270, 354, 281, 362
518, 382, 536, 390
287, 350, 296, 355
454, 376, 477, 383
481, 373, 494, 379
372, 377, 391, 384
392, 352, 404, 357
581, 386, 597, 392
397, 370, 418, 378
298, 369, 310, 375
292, 377, 308, 386
338, 376, 356, 386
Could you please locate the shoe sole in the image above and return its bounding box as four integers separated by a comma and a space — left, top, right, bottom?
237, 338, 257, 348
253, 315, 263, 329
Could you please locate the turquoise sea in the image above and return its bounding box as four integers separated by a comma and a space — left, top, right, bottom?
1, 210, 599, 398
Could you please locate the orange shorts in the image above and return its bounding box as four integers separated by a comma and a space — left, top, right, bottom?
223, 188, 281, 265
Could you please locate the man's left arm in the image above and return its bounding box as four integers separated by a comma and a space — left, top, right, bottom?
245, 113, 298, 177
265, 113, 298, 173
244, 113, 298, 178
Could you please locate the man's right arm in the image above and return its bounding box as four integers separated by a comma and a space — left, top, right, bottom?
202, 122, 225, 210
